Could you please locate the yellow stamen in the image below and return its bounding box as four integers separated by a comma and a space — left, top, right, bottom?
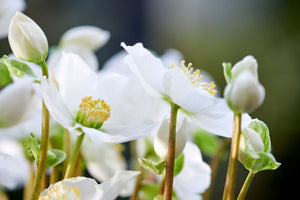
38, 185, 81, 200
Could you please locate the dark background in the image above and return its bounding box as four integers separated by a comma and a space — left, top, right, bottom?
1, 0, 299, 199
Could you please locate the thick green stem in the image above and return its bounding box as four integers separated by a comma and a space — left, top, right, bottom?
237, 171, 256, 200
30, 60, 49, 200
64, 133, 85, 179
163, 104, 179, 200
222, 113, 242, 200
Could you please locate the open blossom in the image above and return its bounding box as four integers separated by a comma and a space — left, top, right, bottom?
41, 53, 155, 143
121, 42, 247, 137
0, 0, 25, 39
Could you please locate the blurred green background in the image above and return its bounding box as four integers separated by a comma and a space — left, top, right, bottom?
1, 0, 299, 199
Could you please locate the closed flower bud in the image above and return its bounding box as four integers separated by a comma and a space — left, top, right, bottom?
224, 56, 265, 114
154, 116, 187, 158
8, 12, 48, 63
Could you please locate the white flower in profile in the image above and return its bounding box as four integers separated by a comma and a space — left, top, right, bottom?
41, 53, 154, 143
39, 170, 140, 200
121, 42, 239, 137
173, 141, 211, 200
0, 78, 39, 128
0, 0, 25, 39
0, 137, 30, 190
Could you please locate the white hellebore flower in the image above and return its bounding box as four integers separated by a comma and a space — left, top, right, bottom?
41, 53, 154, 143
224, 56, 265, 114
173, 141, 211, 200
0, 137, 30, 190
0, 78, 38, 128
39, 171, 140, 200
121, 42, 236, 137
0, 0, 25, 39
9, 12, 48, 63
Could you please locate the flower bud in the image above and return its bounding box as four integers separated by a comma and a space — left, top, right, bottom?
8, 12, 48, 63
154, 116, 187, 158
224, 56, 265, 114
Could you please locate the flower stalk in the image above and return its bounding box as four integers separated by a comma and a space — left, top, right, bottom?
64, 133, 85, 179
30, 60, 49, 200
237, 171, 256, 200
164, 103, 179, 200
222, 113, 242, 200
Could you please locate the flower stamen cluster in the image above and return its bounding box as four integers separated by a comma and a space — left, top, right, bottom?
75, 96, 110, 129
39, 185, 80, 200
172, 60, 217, 96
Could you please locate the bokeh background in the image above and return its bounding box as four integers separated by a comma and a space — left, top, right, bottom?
1, 0, 299, 199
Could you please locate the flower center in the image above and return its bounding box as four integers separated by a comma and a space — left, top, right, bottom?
75, 96, 110, 129
172, 60, 217, 96
39, 185, 80, 200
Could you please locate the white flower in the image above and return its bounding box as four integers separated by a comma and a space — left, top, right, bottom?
0, 137, 30, 190
0, 0, 25, 39
41, 53, 155, 143
173, 141, 211, 200
0, 78, 38, 128
224, 56, 265, 113
8, 12, 48, 63
39, 170, 140, 200
121, 42, 240, 137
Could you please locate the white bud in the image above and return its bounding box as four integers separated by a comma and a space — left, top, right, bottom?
59, 26, 110, 51
154, 116, 187, 158
8, 12, 48, 63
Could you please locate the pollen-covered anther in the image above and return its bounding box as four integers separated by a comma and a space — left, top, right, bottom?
172, 60, 217, 96
39, 185, 81, 200
75, 96, 111, 129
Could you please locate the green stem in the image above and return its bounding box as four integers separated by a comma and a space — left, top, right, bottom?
237, 171, 256, 200
163, 103, 179, 200
64, 133, 85, 179
158, 171, 166, 196
222, 113, 242, 200
30, 60, 49, 200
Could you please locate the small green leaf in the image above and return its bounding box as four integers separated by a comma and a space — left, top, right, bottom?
193, 129, 221, 158
138, 157, 165, 175
174, 154, 184, 176
46, 149, 66, 168
251, 152, 281, 172
24, 133, 40, 163
222, 62, 232, 84
0, 61, 13, 88
1, 57, 38, 80
248, 119, 271, 153
139, 184, 160, 200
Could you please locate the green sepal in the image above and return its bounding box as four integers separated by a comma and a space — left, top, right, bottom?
138, 157, 165, 175
222, 62, 232, 84
174, 153, 184, 176
0, 59, 13, 89
46, 149, 66, 168
248, 119, 271, 153
1, 56, 38, 81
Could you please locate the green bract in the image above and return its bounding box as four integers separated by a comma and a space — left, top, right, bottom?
239, 120, 281, 173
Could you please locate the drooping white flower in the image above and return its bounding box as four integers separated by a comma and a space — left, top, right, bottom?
41, 53, 155, 143
121, 42, 244, 137
0, 137, 30, 190
224, 56, 265, 114
0, 0, 25, 39
8, 12, 48, 63
39, 170, 140, 200
173, 141, 211, 200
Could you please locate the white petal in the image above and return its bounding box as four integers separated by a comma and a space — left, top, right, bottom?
0, 79, 38, 128
174, 141, 211, 200
121, 42, 167, 98
160, 49, 183, 68
242, 127, 265, 152
59, 26, 110, 51
96, 170, 140, 200
231, 55, 258, 79
53, 53, 99, 112
40, 77, 74, 128
163, 69, 216, 113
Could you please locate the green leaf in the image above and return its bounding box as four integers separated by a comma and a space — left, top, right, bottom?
138, 157, 165, 175
46, 149, 66, 168
248, 119, 271, 153
154, 195, 164, 200
24, 133, 40, 163
1, 57, 38, 80
0, 61, 13, 89
222, 62, 232, 84
174, 154, 184, 176
139, 184, 160, 200
193, 129, 221, 158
